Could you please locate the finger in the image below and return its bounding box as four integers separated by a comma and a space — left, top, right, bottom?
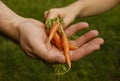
25, 51, 38, 59
70, 38, 104, 61
70, 44, 100, 61
65, 22, 89, 38
31, 38, 65, 63
71, 38, 104, 61
48, 46, 65, 63
63, 16, 75, 27
46, 10, 58, 20
44, 11, 48, 20
86, 38, 104, 45
74, 30, 99, 47
20, 39, 38, 59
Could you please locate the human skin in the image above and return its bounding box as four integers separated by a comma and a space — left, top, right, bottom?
45, 0, 120, 26
0, 1, 104, 63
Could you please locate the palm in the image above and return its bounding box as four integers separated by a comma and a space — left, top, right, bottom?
18, 18, 104, 63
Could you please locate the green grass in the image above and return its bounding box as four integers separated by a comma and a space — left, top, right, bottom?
0, 0, 120, 81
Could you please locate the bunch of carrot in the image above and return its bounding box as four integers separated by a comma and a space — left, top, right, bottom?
45, 17, 78, 75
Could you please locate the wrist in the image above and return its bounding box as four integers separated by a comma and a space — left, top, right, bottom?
64, 0, 87, 18
0, 15, 26, 41
10, 16, 27, 41
0, 1, 27, 41
0, 1, 28, 42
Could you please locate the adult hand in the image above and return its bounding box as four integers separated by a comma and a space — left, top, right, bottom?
17, 19, 104, 63
0, 1, 104, 64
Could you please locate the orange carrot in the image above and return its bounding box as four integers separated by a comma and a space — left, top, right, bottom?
53, 32, 62, 50
69, 41, 78, 50
47, 22, 60, 43
62, 33, 71, 68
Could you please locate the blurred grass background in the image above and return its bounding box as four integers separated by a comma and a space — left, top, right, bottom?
0, 0, 120, 81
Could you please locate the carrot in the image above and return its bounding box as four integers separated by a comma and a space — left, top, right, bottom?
53, 22, 72, 75
53, 32, 62, 50
47, 22, 60, 43
69, 41, 78, 50
62, 33, 71, 68
53, 33, 71, 75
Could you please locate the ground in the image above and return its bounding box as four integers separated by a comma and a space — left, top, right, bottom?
0, 0, 120, 81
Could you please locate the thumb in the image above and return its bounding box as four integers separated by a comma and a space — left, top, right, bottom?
63, 16, 75, 28
45, 10, 58, 21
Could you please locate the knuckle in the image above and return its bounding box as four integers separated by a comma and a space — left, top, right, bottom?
96, 44, 100, 50
49, 8, 58, 12
44, 11, 48, 15
90, 30, 99, 36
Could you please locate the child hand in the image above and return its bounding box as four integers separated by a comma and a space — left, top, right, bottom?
44, 8, 77, 27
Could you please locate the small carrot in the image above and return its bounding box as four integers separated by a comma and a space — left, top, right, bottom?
54, 33, 71, 75
62, 33, 71, 68
53, 32, 62, 50
47, 22, 60, 43
69, 41, 78, 50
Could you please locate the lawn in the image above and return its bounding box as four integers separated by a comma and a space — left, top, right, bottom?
0, 0, 120, 81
